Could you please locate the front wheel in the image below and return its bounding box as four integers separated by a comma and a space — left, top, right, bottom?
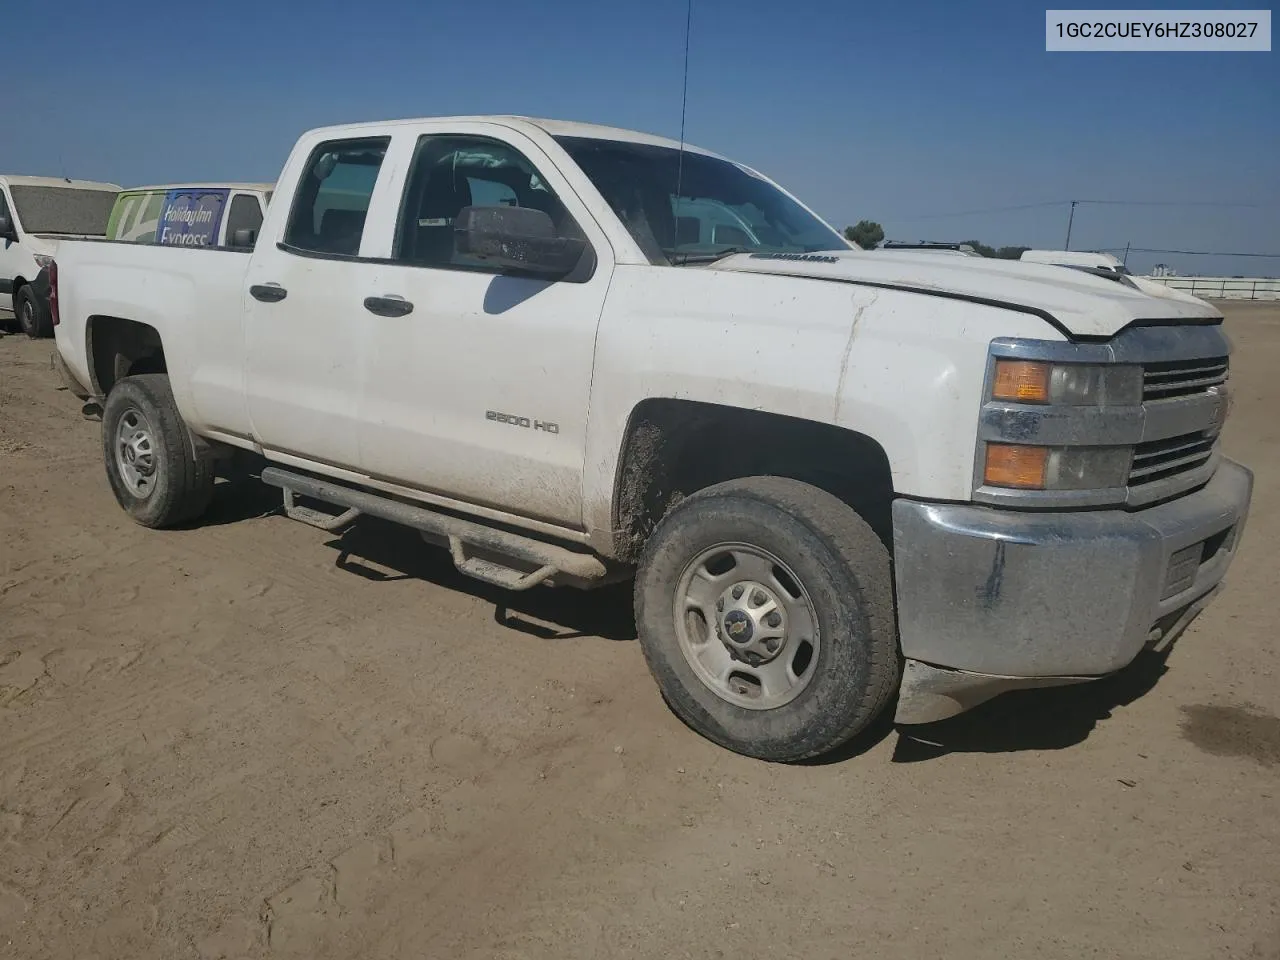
634, 477, 900, 762
16, 286, 51, 339
102, 374, 213, 528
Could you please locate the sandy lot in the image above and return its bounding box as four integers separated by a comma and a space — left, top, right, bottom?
2, 303, 1278, 960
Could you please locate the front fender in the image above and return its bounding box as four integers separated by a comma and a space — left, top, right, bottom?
582, 266, 1068, 541
582, 266, 858, 539
834, 293, 1064, 501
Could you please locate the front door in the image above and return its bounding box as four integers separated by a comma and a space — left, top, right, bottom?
243, 135, 391, 469
356, 130, 613, 528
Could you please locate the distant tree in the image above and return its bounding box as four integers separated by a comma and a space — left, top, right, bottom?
962, 239, 997, 258
844, 220, 885, 250
995, 245, 1031, 260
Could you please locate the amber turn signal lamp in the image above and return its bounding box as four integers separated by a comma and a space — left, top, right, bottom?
992, 359, 1051, 403
984, 444, 1049, 489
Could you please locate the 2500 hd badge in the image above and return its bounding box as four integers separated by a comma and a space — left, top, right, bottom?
486, 410, 560, 434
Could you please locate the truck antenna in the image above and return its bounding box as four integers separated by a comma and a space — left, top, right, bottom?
673, 0, 693, 241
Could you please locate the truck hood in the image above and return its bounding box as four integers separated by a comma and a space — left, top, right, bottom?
707, 250, 1222, 338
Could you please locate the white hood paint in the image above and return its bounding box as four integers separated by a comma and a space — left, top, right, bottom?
709, 250, 1222, 338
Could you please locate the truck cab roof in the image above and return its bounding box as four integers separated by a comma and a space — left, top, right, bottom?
304, 115, 727, 159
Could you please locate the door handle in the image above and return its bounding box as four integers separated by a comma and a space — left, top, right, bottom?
249, 284, 287, 303
363, 295, 414, 318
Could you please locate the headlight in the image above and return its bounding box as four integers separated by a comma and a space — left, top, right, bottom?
34, 254, 55, 270
992, 359, 1141, 406
984, 443, 1132, 491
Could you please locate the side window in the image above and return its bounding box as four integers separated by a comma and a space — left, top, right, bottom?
393, 135, 583, 269
225, 194, 264, 246
284, 137, 389, 256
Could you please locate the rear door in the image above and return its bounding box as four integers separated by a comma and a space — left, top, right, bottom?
243, 136, 391, 469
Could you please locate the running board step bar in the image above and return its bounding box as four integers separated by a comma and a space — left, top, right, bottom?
282, 487, 361, 531
260, 467, 606, 591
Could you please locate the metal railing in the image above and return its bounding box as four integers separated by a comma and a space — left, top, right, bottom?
1142, 276, 1280, 301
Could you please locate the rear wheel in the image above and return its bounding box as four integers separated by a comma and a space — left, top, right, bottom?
102, 374, 213, 527
16, 285, 51, 339
634, 476, 899, 762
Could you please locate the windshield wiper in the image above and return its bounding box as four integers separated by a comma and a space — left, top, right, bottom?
667, 246, 752, 266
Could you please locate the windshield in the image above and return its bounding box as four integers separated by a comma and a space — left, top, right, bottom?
555, 136, 847, 265
9, 186, 118, 236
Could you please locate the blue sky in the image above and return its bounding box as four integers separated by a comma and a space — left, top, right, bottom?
4, 0, 1276, 275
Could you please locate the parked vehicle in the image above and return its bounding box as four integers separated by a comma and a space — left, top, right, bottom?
49, 116, 1253, 761
107, 183, 273, 248
0, 175, 119, 337
1021, 249, 1131, 275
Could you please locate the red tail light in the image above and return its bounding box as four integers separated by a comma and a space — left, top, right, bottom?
48, 260, 60, 327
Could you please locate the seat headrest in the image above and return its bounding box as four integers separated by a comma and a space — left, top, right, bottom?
319, 208, 366, 254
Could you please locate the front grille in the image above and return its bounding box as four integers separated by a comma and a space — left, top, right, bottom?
1129, 431, 1216, 485
1130, 353, 1228, 497
1143, 357, 1228, 400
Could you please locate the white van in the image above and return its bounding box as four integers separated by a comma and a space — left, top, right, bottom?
0, 175, 121, 337
1020, 249, 1131, 276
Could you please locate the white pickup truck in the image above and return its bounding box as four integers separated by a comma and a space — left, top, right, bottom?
50, 116, 1253, 761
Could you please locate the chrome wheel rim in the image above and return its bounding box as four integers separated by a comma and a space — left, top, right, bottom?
20, 299, 34, 333
673, 542, 821, 710
114, 407, 159, 498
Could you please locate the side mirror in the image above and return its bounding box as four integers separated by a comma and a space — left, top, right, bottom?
454, 206, 586, 278
0, 212, 15, 241
231, 227, 257, 248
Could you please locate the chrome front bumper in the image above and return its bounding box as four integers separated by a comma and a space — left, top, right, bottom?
891, 459, 1253, 723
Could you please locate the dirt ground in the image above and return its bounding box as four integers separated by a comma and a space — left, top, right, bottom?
1, 302, 1278, 960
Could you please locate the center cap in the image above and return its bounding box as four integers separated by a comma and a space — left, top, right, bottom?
722, 609, 754, 645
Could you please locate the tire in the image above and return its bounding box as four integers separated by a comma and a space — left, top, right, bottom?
634, 476, 899, 762
16, 285, 51, 339
101, 374, 213, 528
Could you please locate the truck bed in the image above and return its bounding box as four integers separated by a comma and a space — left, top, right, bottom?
54, 240, 253, 438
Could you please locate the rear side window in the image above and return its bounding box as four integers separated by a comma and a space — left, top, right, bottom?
225, 194, 264, 246
284, 137, 389, 256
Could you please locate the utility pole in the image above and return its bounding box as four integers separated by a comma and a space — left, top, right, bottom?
1064, 200, 1078, 250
